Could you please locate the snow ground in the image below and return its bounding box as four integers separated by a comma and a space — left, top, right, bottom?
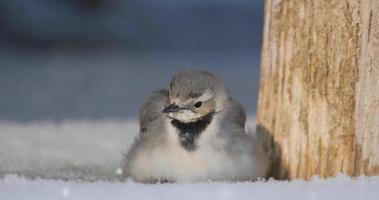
1, 118, 378, 200
1, 174, 378, 200
0, 117, 255, 180
0, 119, 139, 181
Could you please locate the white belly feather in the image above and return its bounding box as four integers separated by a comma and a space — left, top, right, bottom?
129, 117, 260, 182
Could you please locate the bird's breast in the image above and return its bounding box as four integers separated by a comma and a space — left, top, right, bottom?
170, 113, 213, 151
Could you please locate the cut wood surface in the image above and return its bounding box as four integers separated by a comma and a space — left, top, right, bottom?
257, 0, 379, 179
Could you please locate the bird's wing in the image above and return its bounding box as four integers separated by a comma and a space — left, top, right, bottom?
139, 89, 169, 136
224, 99, 247, 128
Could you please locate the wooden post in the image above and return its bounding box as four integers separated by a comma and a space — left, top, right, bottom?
257, 0, 379, 179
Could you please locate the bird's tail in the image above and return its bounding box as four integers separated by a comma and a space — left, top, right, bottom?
246, 116, 273, 178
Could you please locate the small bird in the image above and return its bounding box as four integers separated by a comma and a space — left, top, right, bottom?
123, 70, 268, 183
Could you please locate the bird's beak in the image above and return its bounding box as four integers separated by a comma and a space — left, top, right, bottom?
162, 104, 180, 113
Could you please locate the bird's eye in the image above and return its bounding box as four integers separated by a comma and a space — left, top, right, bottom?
194, 101, 203, 108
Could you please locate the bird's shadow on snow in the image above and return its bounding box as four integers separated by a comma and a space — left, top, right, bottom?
256, 124, 289, 180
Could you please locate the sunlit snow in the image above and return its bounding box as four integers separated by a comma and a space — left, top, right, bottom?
0, 119, 377, 200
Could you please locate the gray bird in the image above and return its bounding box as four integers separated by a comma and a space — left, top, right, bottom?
122, 70, 268, 183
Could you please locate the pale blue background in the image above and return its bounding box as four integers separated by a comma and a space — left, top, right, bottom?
0, 0, 264, 121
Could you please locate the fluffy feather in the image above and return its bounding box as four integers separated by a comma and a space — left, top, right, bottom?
122, 70, 269, 183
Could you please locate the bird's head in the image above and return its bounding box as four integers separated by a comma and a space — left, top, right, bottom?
162, 70, 230, 123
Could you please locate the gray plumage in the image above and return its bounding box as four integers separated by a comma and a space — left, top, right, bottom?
169, 70, 219, 99
138, 89, 169, 135
122, 70, 268, 183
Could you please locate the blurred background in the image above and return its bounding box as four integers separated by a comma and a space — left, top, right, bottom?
0, 0, 264, 121
0, 0, 264, 180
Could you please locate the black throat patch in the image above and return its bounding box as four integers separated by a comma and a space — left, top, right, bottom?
171, 113, 213, 151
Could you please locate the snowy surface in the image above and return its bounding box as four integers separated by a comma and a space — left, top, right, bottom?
1, 119, 378, 200
0, 118, 256, 180
0, 119, 138, 180
1, 174, 378, 200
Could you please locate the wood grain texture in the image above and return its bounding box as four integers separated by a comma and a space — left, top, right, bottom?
257, 0, 379, 179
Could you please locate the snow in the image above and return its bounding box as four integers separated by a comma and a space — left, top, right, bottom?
0, 117, 256, 180
0, 119, 139, 181
1, 174, 378, 200
1, 119, 378, 200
